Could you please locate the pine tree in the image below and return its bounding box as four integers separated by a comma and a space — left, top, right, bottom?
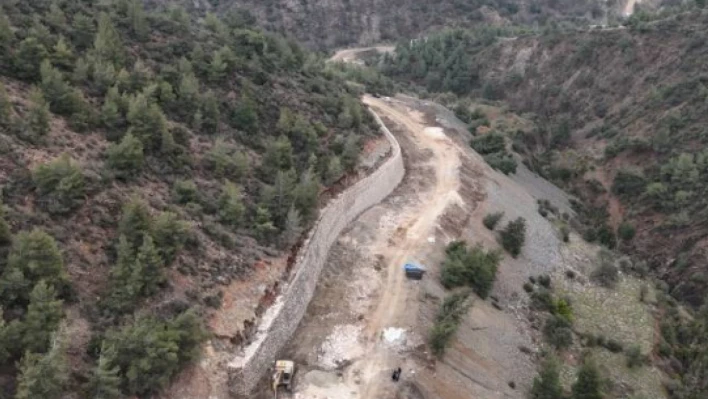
46, 3, 68, 31
178, 71, 199, 114
324, 156, 344, 185
281, 207, 303, 248
261, 136, 294, 180
293, 168, 320, 221
52, 36, 73, 70
103, 235, 140, 314
3, 229, 67, 304
20, 281, 64, 354
126, 93, 168, 151
133, 235, 164, 296
40, 60, 75, 115
93, 13, 123, 66
27, 87, 51, 138
92, 60, 116, 94
571, 361, 602, 399
73, 57, 90, 83
0, 82, 11, 127
530, 358, 563, 399
0, 200, 10, 247
219, 181, 245, 227
32, 154, 85, 214
107, 132, 144, 178
15, 334, 68, 399
101, 93, 122, 132
342, 135, 360, 171
0, 11, 13, 60
127, 0, 148, 40
231, 96, 259, 133
72, 13, 96, 50
151, 212, 189, 264
208, 50, 227, 83
254, 206, 278, 241
14, 37, 48, 81
158, 81, 176, 107
117, 198, 151, 250
86, 342, 122, 399
0, 309, 10, 363
201, 90, 220, 134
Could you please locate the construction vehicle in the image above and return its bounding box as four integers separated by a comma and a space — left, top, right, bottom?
404, 263, 426, 280
272, 360, 295, 397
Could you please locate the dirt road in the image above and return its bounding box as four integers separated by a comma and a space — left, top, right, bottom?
271, 95, 477, 399
329, 46, 395, 64
358, 96, 465, 399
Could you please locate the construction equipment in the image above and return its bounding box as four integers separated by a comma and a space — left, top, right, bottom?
404, 263, 426, 280
272, 360, 295, 398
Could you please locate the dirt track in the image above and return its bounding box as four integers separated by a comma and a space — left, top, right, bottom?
264, 96, 491, 399
329, 46, 395, 64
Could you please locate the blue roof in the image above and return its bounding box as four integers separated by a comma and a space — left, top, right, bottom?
404, 263, 426, 271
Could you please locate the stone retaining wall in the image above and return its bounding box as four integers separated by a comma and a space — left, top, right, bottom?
228, 109, 404, 396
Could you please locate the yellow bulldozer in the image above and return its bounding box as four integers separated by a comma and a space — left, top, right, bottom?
272, 360, 295, 398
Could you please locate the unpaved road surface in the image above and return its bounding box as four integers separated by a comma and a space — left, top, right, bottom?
254, 93, 578, 399
329, 46, 395, 64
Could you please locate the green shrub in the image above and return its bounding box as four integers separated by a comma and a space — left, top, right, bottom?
500, 217, 526, 258
531, 289, 555, 312
172, 180, 199, 204
484, 152, 517, 175
15, 337, 67, 399
204, 140, 248, 180
117, 198, 152, 250
106, 132, 144, 179
593, 249, 619, 288
218, 181, 245, 227
471, 133, 506, 155
151, 212, 189, 264
571, 360, 602, 399
430, 292, 470, 357
440, 241, 501, 298
523, 282, 534, 293
543, 315, 573, 349
553, 298, 573, 323
0, 200, 11, 246
560, 224, 571, 242
102, 309, 207, 396
32, 154, 85, 214
626, 344, 644, 368
483, 212, 504, 230
604, 339, 624, 353
1, 229, 69, 305
597, 224, 617, 249
530, 358, 563, 399
17, 281, 64, 354
618, 222, 636, 241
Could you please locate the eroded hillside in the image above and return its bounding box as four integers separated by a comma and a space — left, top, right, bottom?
374, 11, 708, 396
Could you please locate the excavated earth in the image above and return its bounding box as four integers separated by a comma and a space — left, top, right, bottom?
245, 93, 582, 399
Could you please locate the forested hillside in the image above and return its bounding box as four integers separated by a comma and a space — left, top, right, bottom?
0, 1, 377, 397
150, 0, 610, 49
377, 9, 708, 397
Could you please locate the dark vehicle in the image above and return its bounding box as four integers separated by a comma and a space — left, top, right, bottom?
404, 263, 426, 280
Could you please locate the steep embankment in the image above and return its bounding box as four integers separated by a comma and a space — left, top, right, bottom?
470, 11, 708, 305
